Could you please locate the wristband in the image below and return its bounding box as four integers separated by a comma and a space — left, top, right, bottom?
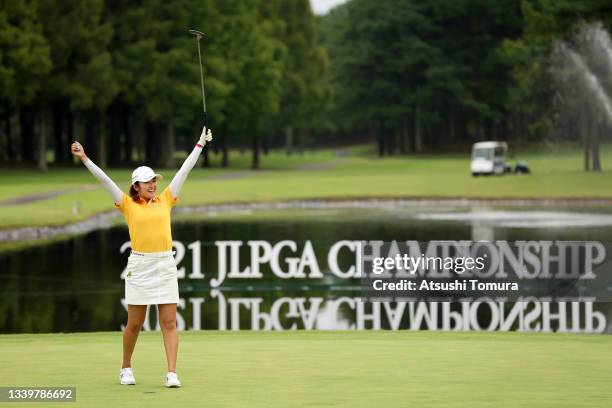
196, 143, 203, 148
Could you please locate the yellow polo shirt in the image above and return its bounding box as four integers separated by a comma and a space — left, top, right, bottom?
115, 187, 178, 252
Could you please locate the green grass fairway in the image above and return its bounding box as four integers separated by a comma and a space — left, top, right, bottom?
2, 144, 612, 229
1, 331, 611, 407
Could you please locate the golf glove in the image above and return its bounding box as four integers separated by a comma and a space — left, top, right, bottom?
199, 127, 213, 146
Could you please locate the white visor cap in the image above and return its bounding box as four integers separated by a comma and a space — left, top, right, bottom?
131, 166, 163, 184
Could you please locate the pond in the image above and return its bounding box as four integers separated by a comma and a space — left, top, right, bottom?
2, 203, 612, 333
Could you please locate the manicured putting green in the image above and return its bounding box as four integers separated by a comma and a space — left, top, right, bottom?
0, 330, 611, 407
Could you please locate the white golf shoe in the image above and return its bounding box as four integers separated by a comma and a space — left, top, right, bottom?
119, 367, 136, 385
165, 372, 181, 388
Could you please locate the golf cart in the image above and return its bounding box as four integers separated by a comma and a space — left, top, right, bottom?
471, 141, 509, 176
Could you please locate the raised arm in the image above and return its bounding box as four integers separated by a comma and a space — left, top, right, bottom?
169, 126, 213, 197
71, 141, 123, 205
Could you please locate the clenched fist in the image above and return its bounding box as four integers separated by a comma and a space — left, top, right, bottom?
71, 141, 87, 161
198, 126, 213, 146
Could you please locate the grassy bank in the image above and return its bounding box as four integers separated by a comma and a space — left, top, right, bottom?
0, 330, 611, 407
1, 144, 611, 229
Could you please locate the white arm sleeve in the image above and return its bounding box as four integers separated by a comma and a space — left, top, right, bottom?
83, 158, 124, 204
169, 144, 203, 197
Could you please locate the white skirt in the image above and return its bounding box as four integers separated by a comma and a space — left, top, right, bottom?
125, 250, 179, 305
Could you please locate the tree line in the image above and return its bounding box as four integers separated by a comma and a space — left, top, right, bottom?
320, 0, 524, 155
321, 0, 612, 170
1, 0, 610, 170
0, 0, 326, 170
502, 0, 612, 171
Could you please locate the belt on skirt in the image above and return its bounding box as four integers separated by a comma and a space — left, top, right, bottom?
130, 250, 176, 258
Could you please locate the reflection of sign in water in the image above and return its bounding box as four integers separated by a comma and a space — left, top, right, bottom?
120, 294, 607, 333
117, 240, 610, 333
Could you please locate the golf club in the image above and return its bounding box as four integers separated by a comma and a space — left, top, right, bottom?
189, 29, 208, 129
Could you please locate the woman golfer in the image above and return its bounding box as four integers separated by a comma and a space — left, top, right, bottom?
71, 126, 213, 388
